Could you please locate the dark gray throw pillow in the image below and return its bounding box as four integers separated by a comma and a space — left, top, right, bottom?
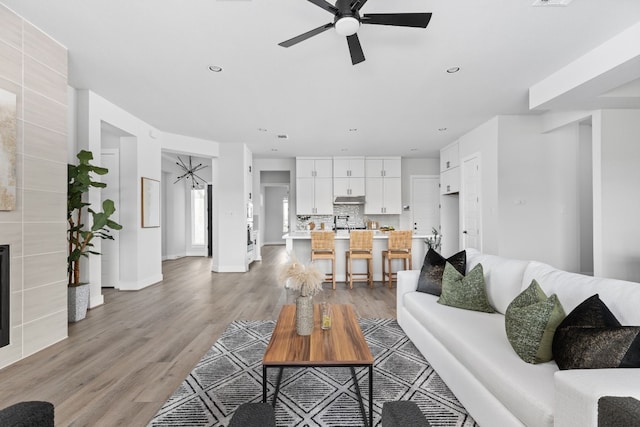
416, 248, 466, 296
552, 294, 640, 370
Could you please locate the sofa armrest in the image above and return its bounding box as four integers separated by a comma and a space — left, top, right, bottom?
554, 369, 640, 427
397, 270, 420, 326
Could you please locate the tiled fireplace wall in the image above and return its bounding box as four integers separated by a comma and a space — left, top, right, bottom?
0, 4, 68, 368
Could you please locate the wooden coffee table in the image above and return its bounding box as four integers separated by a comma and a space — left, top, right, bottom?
262, 304, 374, 427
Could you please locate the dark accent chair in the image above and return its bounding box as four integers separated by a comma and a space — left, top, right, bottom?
229, 403, 276, 427
598, 396, 640, 427
382, 401, 431, 427
0, 401, 54, 426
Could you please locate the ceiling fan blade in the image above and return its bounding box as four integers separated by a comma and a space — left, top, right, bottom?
307, 0, 338, 15
361, 13, 432, 28
350, 0, 369, 12
279, 23, 334, 48
346, 34, 365, 65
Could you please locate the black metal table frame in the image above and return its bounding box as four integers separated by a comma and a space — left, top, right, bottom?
262, 363, 373, 427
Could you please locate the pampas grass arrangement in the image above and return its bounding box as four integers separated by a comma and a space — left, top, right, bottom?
279, 253, 324, 297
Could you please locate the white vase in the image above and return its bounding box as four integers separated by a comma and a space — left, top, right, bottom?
68, 283, 90, 322
295, 294, 314, 336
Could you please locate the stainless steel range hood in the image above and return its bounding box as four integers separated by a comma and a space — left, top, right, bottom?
334, 195, 365, 205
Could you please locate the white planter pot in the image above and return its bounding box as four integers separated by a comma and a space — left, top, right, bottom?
68, 283, 90, 322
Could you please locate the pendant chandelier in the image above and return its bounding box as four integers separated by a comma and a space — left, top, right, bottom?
174, 156, 208, 189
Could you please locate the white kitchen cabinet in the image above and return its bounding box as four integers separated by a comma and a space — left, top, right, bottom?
366, 157, 401, 178
333, 176, 366, 197
297, 157, 332, 178
365, 176, 401, 214
440, 167, 460, 194
334, 157, 365, 178
296, 177, 333, 215
440, 142, 459, 172
296, 157, 334, 214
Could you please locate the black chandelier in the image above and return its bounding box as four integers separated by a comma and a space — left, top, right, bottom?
175, 156, 208, 189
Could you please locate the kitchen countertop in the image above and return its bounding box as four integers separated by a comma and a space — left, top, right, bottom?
283, 231, 430, 239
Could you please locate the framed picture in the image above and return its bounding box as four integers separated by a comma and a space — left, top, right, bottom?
141, 177, 160, 228
0, 88, 17, 211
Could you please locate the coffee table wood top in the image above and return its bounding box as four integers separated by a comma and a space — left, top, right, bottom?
263, 304, 373, 366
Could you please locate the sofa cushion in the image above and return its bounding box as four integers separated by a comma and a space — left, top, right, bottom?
416, 248, 466, 296
523, 262, 640, 325
505, 280, 565, 364
553, 295, 640, 370
438, 262, 495, 313
404, 292, 556, 427
467, 252, 529, 314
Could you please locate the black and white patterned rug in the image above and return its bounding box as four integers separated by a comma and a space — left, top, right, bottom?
149, 318, 477, 427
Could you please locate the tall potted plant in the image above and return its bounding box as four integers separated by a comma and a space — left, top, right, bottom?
67, 150, 122, 322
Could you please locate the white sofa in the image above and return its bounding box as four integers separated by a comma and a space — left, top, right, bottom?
397, 248, 640, 427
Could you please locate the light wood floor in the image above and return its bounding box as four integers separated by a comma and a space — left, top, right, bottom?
0, 245, 397, 426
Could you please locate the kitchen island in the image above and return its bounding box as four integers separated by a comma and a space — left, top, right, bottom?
283, 230, 430, 285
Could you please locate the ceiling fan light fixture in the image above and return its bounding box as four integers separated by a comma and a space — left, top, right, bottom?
335, 17, 360, 36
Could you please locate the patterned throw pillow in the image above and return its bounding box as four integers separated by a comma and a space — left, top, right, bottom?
437, 262, 495, 313
505, 280, 566, 364
416, 249, 466, 296
552, 294, 640, 370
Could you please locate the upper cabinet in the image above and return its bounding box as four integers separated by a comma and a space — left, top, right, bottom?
297, 158, 332, 178
365, 157, 402, 214
440, 141, 459, 172
333, 157, 365, 197
296, 157, 333, 215
366, 157, 401, 178
333, 157, 365, 178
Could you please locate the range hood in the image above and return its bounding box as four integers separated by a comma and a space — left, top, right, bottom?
334, 195, 365, 205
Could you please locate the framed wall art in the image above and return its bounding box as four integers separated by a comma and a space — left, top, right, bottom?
141, 177, 160, 228
0, 88, 17, 211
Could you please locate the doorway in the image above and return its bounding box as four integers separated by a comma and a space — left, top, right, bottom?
410, 175, 440, 235
461, 154, 482, 251
264, 186, 289, 245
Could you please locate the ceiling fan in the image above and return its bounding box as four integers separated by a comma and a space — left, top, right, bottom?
278, 0, 432, 65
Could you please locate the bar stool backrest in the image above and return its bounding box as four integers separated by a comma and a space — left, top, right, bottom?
387, 230, 412, 252
311, 231, 335, 251
349, 230, 373, 251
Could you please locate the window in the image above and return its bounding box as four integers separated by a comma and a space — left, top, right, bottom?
283, 196, 289, 233
191, 188, 206, 246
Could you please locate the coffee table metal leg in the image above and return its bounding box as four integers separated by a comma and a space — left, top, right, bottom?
271, 367, 284, 408
369, 365, 373, 427
262, 365, 267, 403
350, 367, 370, 427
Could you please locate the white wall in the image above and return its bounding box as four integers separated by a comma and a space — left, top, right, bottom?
497, 116, 579, 271
458, 118, 500, 255
593, 109, 640, 281
400, 158, 440, 230
578, 123, 594, 274
75, 90, 162, 300
264, 186, 288, 244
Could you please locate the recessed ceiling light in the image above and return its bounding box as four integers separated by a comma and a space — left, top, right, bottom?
258, 128, 267, 132
208, 65, 223, 72
271, 148, 278, 152
341, 148, 349, 152
410, 148, 418, 151
439, 127, 448, 131
532, 0, 573, 6
349, 128, 358, 132
446, 67, 460, 74
277, 134, 289, 140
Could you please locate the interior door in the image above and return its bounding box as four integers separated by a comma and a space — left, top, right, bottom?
411, 175, 440, 235
101, 149, 120, 288
461, 155, 481, 251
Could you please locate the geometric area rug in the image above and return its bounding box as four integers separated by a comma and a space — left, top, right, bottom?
149, 318, 478, 427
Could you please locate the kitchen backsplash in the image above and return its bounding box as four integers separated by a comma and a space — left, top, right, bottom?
295, 205, 399, 231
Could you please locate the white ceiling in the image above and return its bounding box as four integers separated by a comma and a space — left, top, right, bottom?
3, 0, 640, 158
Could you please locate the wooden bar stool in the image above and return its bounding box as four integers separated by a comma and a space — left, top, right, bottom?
345, 230, 374, 289
382, 230, 413, 289
311, 231, 336, 289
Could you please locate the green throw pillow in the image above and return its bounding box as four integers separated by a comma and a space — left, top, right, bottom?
505, 280, 566, 364
438, 262, 495, 313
